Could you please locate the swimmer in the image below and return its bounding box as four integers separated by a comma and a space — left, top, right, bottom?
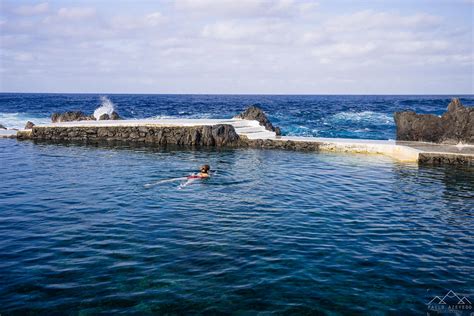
187, 165, 210, 179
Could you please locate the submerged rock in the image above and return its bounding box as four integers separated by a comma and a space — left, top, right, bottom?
51, 111, 94, 123
236, 105, 281, 136
394, 98, 474, 144
0, 124, 6, 130
24, 121, 35, 129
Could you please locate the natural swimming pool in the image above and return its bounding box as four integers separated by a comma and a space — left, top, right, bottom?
1, 139, 473, 314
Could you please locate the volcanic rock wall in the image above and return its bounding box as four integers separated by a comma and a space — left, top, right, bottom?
394, 98, 474, 144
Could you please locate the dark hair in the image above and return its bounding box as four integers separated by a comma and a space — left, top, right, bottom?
200, 165, 210, 173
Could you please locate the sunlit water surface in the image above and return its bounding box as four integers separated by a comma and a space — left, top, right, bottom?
1, 140, 473, 314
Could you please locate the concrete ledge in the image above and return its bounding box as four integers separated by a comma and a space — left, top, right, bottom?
0, 130, 19, 138
280, 136, 421, 162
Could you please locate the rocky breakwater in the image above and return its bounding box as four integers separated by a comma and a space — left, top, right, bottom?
24, 124, 321, 151
26, 124, 242, 147
394, 98, 474, 144
19, 105, 320, 151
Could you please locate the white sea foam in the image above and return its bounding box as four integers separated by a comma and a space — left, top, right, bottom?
328, 111, 394, 125
93, 96, 116, 120
0, 112, 50, 130
144, 177, 187, 188
148, 115, 176, 120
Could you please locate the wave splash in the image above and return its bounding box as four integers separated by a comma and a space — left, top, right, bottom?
0, 112, 50, 130
93, 96, 116, 120
327, 111, 394, 126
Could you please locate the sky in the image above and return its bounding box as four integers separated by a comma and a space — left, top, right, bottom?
0, 0, 473, 94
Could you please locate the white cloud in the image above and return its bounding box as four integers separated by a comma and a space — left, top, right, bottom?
1, 1, 472, 93
145, 12, 165, 27
202, 19, 290, 43
109, 11, 165, 31
14, 52, 34, 62
13, 2, 49, 16
175, 0, 315, 17
57, 7, 96, 20
324, 10, 442, 32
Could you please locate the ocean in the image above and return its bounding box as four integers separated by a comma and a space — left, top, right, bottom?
1, 93, 473, 139
1, 94, 473, 314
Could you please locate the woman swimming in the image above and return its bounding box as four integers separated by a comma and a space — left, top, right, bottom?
145, 165, 211, 188
187, 165, 210, 179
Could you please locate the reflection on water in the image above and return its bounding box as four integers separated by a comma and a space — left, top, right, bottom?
0, 139, 473, 314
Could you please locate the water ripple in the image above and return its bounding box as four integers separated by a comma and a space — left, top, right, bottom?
0, 140, 473, 314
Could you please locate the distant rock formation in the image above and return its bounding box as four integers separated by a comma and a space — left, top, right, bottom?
51, 110, 121, 123
51, 111, 94, 123
24, 121, 35, 129
236, 105, 281, 136
0, 124, 6, 130
394, 98, 474, 144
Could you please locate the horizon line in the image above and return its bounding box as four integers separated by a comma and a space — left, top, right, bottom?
1, 91, 473, 96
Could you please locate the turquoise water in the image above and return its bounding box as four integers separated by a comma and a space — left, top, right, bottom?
1, 139, 473, 314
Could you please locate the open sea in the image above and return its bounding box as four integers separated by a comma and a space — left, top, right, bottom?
1, 94, 473, 314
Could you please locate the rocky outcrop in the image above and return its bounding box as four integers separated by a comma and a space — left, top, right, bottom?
110, 111, 121, 120
26, 124, 241, 147
51, 110, 121, 123
51, 111, 94, 123
98, 111, 121, 120
24, 121, 35, 129
394, 98, 474, 144
0, 124, 6, 130
236, 106, 281, 136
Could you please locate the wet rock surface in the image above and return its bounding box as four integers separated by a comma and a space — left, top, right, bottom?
98, 114, 110, 120
24, 121, 35, 129
242, 138, 319, 151
27, 124, 242, 147
110, 112, 121, 120
51, 110, 121, 122
236, 106, 281, 136
0, 124, 6, 130
394, 98, 474, 144
419, 153, 474, 166
51, 111, 95, 123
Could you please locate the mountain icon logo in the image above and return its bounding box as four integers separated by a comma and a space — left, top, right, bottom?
427, 290, 472, 306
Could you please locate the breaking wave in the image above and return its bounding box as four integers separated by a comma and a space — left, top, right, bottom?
0, 112, 50, 130
93, 96, 116, 120
327, 111, 394, 126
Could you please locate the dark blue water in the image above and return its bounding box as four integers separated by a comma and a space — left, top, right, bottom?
1, 94, 474, 314
1, 139, 473, 314
1, 93, 473, 139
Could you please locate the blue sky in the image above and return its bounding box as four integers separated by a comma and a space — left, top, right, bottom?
0, 0, 472, 94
